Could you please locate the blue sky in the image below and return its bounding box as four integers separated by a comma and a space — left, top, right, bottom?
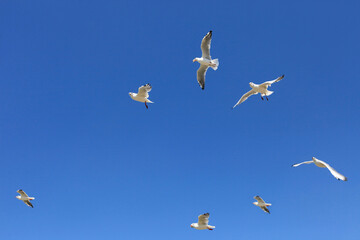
0, 0, 359, 239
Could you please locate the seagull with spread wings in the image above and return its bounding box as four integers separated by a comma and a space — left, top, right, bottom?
253, 196, 271, 214
193, 31, 219, 90
16, 189, 35, 208
129, 83, 153, 109
233, 75, 285, 108
292, 157, 348, 181
190, 213, 215, 230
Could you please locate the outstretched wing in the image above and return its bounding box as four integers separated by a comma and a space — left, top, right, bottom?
292, 161, 313, 167
254, 196, 265, 204
137, 84, 152, 98
23, 200, 33, 208
260, 75, 284, 87
261, 206, 270, 214
201, 31, 212, 59
17, 189, 29, 198
232, 89, 257, 108
197, 65, 209, 90
322, 161, 348, 181
198, 213, 210, 225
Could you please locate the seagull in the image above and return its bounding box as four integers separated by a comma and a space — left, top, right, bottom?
129, 84, 153, 109
190, 213, 215, 230
16, 189, 35, 208
292, 157, 348, 181
193, 31, 219, 90
232, 75, 285, 108
253, 196, 271, 214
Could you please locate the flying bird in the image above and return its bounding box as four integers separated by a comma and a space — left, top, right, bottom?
292, 157, 348, 181
190, 213, 215, 230
129, 84, 154, 109
253, 196, 271, 214
233, 75, 285, 108
193, 31, 219, 90
16, 189, 35, 208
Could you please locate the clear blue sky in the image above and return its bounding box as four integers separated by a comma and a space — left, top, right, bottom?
0, 0, 359, 239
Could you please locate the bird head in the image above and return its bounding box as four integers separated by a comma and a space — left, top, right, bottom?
193, 58, 198, 63
16, 196, 20, 199
129, 92, 133, 97
249, 82, 255, 87
190, 223, 195, 228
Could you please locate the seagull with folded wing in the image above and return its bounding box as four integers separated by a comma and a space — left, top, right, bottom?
190, 213, 215, 230
16, 189, 35, 208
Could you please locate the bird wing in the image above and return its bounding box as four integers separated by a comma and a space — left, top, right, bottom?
198, 213, 210, 225
17, 189, 29, 198
321, 161, 348, 181
261, 206, 270, 214
254, 196, 266, 204
232, 89, 257, 108
137, 84, 152, 98
260, 75, 285, 87
24, 200, 33, 208
197, 65, 209, 90
292, 161, 313, 167
201, 31, 212, 59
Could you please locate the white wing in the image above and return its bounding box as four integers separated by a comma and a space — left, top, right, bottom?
321, 161, 348, 181
137, 84, 152, 98
254, 196, 265, 204
201, 31, 212, 59
198, 213, 210, 225
197, 65, 209, 90
292, 161, 313, 167
17, 189, 29, 198
260, 75, 284, 87
232, 89, 257, 108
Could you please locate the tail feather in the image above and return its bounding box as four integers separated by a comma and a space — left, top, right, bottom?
261, 91, 273, 97
210, 59, 219, 70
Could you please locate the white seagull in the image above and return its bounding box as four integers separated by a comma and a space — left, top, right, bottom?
129, 83, 154, 109
16, 189, 35, 208
253, 196, 271, 214
292, 157, 348, 181
233, 75, 285, 108
193, 31, 219, 90
190, 213, 215, 230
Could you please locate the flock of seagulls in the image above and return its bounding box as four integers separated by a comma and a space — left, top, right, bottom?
15, 30, 348, 233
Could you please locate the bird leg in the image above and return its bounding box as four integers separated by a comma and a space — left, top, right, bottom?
261, 96, 264, 100
145, 102, 148, 109
266, 95, 268, 101
207, 227, 214, 230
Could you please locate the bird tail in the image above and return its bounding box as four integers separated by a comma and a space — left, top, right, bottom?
146, 99, 154, 103
211, 59, 219, 70
29, 197, 35, 200
261, 90, 273, 97
266, 203, 271, 206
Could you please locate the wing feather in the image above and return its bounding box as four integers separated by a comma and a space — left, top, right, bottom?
137, 84, 152, 98
260, 75, 284, 87
198, 213, 209, 225
197, 65, 209, 90
233, 89, 256, 108
201, 31, 212, 59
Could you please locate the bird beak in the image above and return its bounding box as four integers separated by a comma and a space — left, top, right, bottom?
193, 59, 196, 62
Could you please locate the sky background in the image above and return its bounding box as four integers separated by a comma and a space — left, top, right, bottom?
0, 0, 359, 239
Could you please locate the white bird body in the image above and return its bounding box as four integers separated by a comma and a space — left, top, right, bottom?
292, 157, 348, 181
193, 31, 219, 90
253, 196, 271, 214
129, 84, 153, 108
190, 213, 215, 230
233, 75, 284, 108
129, 94, 153, 103
16, 189, 35, 208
